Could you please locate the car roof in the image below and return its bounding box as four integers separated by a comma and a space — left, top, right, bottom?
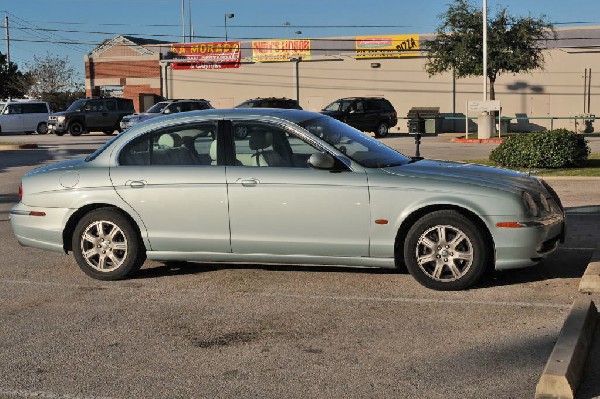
335, 97, 385, 101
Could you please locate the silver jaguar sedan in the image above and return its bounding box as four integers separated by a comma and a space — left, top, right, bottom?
10, 109, 565, 290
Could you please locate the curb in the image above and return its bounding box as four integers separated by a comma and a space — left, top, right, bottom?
579, 246, 600, 294
451, 137, 504, 144
0, 143, 39, 150
535, 300, 598, 399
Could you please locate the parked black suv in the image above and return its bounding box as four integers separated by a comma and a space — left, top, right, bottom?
320, 97, 398, 138
48, 97, 135, 136
235, 97, 302, 110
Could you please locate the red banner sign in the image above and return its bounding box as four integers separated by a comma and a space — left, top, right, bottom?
170, 42, 241, 70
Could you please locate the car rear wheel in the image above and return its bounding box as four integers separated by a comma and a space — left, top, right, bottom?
69, 122, 84, 136
36, 122, 48, 134
72, 209, 146, 280
374, 122, 389, 138
403, 210, 489, 291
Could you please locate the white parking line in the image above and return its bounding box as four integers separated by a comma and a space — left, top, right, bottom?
0, 388, 115, 399
254, 292, 571, 309
0, 278, 571, 310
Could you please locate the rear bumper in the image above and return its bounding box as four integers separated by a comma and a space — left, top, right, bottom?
9, 203, 73, 253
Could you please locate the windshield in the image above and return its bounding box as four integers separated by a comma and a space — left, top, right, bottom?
0, 103, 5, 113
235, 101, 255, 108
323, 100, 353, 112
146, 102, 169, 113
298, 116, 410, 168
66, 99, 87, 112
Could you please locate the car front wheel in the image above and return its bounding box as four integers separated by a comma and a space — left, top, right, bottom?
69, 122, 84, 136
72, 208, 146, 280
403, 210, 489, 290
374, 122, 389, 138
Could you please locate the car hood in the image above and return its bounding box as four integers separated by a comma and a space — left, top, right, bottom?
382, 159, 542, 194
50, 111, 72, 117
320, 110, 345, 118
122, 113, 160, 121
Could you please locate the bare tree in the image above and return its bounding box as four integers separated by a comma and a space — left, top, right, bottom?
24, 52, 83, 99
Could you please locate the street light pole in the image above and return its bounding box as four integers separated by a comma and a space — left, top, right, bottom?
225, 13, 234, 41
483, 0, 488, 100
290, 56, 302, 103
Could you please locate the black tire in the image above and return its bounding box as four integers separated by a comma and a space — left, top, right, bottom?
403, 210, 489, 291
36, 122, 48, 134
72, 208, 146, 280
69, 121, 84, 136
103, 130, 115, 135
54, 131, 65, 136
374, 122, 389, 138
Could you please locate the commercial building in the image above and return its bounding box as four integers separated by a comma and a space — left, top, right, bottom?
85, 27, 600, 132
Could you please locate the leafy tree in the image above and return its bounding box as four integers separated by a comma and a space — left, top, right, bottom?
424, 0, 555, 100
13, 52, 85, 110
0, 51, 29, 99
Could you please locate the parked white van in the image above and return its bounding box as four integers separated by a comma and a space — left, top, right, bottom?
0, 100, 51, 134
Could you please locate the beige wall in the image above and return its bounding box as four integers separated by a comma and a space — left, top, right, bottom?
167, 49, 599, 133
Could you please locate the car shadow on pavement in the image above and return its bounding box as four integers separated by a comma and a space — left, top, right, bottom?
134, 261, 402, 280
475, 248, 593, 289
0, 148, 93, 173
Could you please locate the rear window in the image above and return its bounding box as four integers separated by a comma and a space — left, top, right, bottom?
21, 103, 49, 114
118, 99, 134, 111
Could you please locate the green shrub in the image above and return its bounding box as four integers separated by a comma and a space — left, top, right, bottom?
489, 129, 590, 168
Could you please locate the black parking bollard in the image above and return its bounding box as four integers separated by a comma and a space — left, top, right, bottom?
414, 132, 422, 158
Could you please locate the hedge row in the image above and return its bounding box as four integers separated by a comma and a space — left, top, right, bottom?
489, 129, 590, 168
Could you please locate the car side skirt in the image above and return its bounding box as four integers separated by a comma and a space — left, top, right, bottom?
147, 251, 397, 269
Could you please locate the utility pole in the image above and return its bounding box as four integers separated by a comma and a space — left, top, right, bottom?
181, 0, 186, 43
188, 0, 192, 42
5, 13, 10, 65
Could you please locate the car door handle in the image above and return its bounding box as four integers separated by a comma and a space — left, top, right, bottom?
237, 178, 259, 187
127, 180, 146, 188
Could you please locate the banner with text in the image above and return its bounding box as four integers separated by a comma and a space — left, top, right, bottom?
355, 35, 420, 59
252, 39, 311, 62
170, 42, 241, 70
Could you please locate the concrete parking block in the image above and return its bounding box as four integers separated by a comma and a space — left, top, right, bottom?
579, 246, 600, 294
535, 299, 598, 399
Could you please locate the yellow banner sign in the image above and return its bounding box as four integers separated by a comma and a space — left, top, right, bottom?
252, 39, 311, 62
355, 34, 420, 58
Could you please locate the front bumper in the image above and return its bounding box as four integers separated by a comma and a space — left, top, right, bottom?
120, 120, 138, 130
492, 213, 565, 270
47, 121, 67, 134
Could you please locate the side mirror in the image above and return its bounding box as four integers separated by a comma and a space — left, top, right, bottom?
307, 152, 335, 170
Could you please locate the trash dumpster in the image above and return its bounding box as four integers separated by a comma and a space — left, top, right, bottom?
407, 107, 440, 133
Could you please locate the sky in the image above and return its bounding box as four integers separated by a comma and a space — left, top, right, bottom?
2, 0, 600, 80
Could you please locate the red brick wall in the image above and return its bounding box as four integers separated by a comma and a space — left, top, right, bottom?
124, 85, 162, 113
86, 60, 160, 79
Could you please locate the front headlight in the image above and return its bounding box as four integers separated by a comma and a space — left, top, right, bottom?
57, 116, 66, 122
522, 191, 539, 217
